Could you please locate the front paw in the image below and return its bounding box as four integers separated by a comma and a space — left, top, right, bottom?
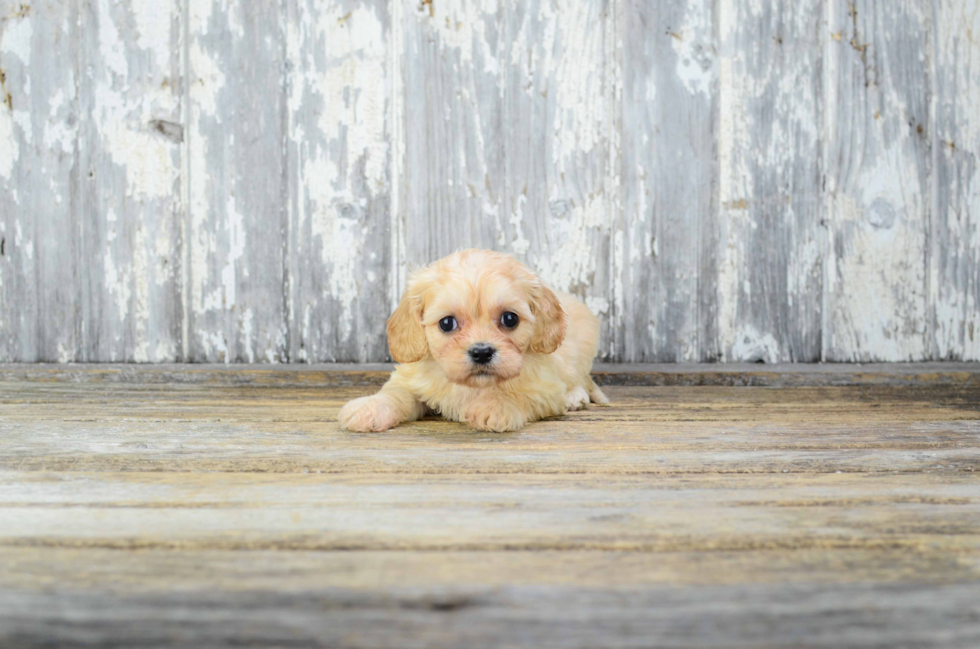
565, 386, 590, 411
339, 395, 402, 432
464, 401, 525, 432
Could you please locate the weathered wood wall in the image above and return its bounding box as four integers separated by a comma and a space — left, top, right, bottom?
0, 0, 978, 363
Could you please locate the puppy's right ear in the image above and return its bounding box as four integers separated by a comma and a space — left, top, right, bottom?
387, 279, 429, 363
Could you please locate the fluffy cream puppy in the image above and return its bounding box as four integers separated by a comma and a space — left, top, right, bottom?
339, 249, 608, 432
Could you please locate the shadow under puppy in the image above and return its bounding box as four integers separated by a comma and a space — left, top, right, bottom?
339, 249, 608, 432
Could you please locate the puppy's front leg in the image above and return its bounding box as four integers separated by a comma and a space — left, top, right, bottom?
464, 394, 526, 433
339, 374, 425, 432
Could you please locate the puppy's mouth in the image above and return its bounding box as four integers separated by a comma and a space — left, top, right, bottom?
464, 365, 503, 386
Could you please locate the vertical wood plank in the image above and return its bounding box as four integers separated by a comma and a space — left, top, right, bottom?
400, 0, 615, 356
0, 1, 78, 361
619, 0, 715, 362
77, 0, 182, 361
285, 0, 391, 362
825, 0, 932, 361
713, 0, 824, 363
400, 0, 503, 261
187, 0, 287, 362
933, 0, 980, 360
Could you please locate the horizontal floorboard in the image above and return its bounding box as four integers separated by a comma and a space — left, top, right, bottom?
2, 366, 979, 646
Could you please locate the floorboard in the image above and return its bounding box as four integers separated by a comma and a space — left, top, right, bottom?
1, 365, 979, 647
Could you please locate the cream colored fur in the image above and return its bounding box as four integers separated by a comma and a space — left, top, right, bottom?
339, 249, 608, 432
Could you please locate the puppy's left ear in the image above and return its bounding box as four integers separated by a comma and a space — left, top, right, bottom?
529, 284, 567, 354
387, 277, 429, 363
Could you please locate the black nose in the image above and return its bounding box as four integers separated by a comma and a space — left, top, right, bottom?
468, 343, 496, 365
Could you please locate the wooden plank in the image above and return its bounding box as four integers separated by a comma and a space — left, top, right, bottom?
400, 0, 504, 260
2, 546, 975, 592
1, 369, 978, 646
400, 0, 615, 356
3, 362, 980, 388
76, 0, 182, 362
1, 381, 979, 474
714, 0, 823, 362
825, 0, 932, 361
3, 582, 979, 648
186, 0, 287, 362
933, 0, 980, 361
285, 0, 391, 362
619, 0, 714, 362
0, 1, 78, 361
1, 471, 978, 551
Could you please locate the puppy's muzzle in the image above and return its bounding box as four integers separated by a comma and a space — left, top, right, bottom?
468, 343, 496, 365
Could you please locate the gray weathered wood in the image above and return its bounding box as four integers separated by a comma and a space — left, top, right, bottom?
285, 0, 391, 362
620, 0, 714, 362
825, 0, 932, 361
77, 0, 183, 361
186, 0, 287, 362
933, 0, 980, 360
4, 583, 978, 648
4, 0, 980, 363
1, 368, 979, 646
0, 2, 78, 361
713, 0, 824, 362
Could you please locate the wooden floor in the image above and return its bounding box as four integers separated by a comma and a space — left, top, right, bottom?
2, 364, 980, 648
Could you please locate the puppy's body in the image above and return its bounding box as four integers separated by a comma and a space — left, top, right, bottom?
340, 250, 607, 432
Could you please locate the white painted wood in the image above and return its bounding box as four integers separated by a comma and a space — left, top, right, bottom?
186, 0, 288, 362
933, 0, 980, 360
715, 0, 824, 362
824, 0, 932, 361
3, 0, 980, 363
285, 0, 392, 362
0, 2, 78, 361
77, 0, 183, 362
619, 0, 714, 362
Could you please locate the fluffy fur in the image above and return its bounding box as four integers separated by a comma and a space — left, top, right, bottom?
339, 249, 608, 432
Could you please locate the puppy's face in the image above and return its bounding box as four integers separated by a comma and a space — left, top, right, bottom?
387, 250, 566, 387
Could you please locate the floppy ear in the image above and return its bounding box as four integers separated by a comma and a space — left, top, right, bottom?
387, 279, 429, 363
529, 284, 567, 354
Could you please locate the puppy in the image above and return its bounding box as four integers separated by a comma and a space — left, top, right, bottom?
339, 249, 608, 432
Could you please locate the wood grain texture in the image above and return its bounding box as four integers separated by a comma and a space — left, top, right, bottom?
933, 0, 980, 360
714, 0, 823, 362
1, 367, 979, 646
3, 1, 980, 363
825, 0, 932, 361
285, 0, 391, 362
619, 0, 714, 362
0, 2, 78, 361
186, 0, 287, 362
77, 0, 183, 361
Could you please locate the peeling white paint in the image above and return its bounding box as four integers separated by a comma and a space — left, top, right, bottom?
671, 1, 714, 97
1, 14, 33, 65
131, 224, 150, 362
730, 325, 780, 364
189, 41, 226, 118
131, 0, 172, 61
0, 107, 16, 180
308, 4, 388, 196
2, 0, 974, 364
104, 244, 132, 322
534, 193, 607, 292
97, 0, 128, 77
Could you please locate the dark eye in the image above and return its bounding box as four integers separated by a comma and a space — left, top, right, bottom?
438, 316, 458, 333
500, 312, 519, 329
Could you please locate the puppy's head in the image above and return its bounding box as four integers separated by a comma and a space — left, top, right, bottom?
387, 249, 566, 387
